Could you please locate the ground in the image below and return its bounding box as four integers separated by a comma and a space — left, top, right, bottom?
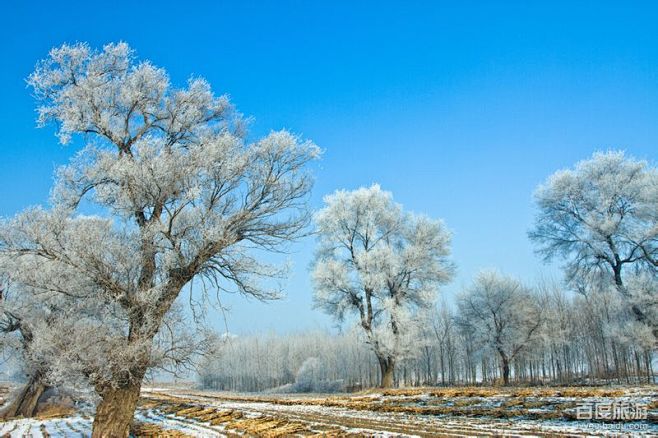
0, 385, 656, 437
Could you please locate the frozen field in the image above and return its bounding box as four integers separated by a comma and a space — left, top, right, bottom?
0, 385, 656, 437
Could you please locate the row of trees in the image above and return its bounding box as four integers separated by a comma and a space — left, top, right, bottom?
305, 151, 656, 389
0, 40, 655, 438
199, 275, 654, 392
198, 330, 379, 392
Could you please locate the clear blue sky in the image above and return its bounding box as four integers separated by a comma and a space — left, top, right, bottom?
1, 1, 657, 334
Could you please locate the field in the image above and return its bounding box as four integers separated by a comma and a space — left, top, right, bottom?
0, 385, 656, 437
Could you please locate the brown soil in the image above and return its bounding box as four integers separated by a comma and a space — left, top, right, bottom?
137, 386, 650, 437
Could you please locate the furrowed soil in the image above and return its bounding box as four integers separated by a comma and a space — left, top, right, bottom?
0, 385, 656, 437
134, 385, 658, 437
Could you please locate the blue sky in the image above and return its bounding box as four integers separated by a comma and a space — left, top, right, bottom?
1, 1, 657, 334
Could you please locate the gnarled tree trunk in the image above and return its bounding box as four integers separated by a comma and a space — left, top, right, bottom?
91, 381, 142, 438
502, 359, 510, 385
1, 372, 48, 419
378, 356, 395, 388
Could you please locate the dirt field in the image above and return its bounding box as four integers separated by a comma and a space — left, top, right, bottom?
134, 386, 657, 437
0, 385, 656, 437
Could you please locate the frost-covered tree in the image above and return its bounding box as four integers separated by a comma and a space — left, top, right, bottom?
0, 279, 53, 419
456, 271, 543, 385
198, 329, 380, 392
430, 302, 457, 385
311, 185, 454, 387
0, 42, 318, 437
534, 279, 579, 383
197, 290, 653, 389
529, 151, 658, 340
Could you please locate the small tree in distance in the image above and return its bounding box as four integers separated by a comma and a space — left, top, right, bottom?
0, 42, 319, 437
456, 270, 543, 386
312, 185, 454, 388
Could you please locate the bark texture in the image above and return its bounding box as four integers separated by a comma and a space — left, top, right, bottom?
1, 373, 48, 419
502, 359, 511, 385
91, 382, 142, 438
378, 357, 395, 388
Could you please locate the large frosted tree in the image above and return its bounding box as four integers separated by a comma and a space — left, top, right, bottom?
529, 151, 657, 341
456, 271, 543, 385
312, 185, 454, 387
0, 42, 318, 437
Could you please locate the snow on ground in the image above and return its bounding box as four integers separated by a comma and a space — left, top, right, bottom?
213, 399, 655, 437
135, 409, 227, 437
1, 413, 227, 438
1, 386, 655, 437
144, 387, 657, 437
0, 416, 92, 437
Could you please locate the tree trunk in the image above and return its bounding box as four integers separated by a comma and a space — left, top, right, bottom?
91, 382, 142, 438
378, 357, 395, 388
501, 358, 510, 385
612, 267, 658, 343
439, 346, 445, 385
1, 373, 48, 419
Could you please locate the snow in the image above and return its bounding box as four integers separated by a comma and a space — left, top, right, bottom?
146, 388, 658, 438
135, 410, 227, 437
0, 416, 92, 437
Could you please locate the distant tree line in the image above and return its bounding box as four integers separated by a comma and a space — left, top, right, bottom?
199, 276, 654, 391
200, 151, 657, 391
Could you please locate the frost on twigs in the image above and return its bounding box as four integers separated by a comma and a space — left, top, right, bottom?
0, 41, 319, 412
530, 151, 658, 341
311, 184, 454, 386
269, 357, 344, 393
455, 270, 543, 385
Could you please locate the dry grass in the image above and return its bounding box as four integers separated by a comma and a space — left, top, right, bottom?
363, 385, 630, 399
142, 384, 650, 426
224, 416, 309, 437
449, 398, 481, 407
138, 387, 658, 438
142, 392, 572, 424
33, 403, 77, 420
367, 386, 500, 398
139, 398, 314, 437
132, 422, 193, 437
